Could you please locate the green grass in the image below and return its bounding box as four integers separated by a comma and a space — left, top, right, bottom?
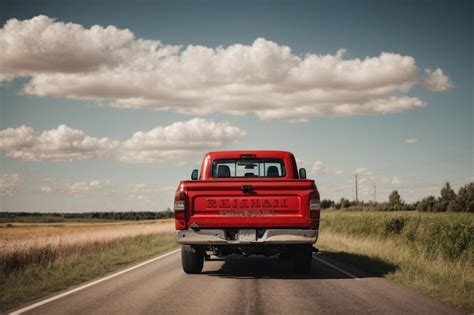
0, 233, 178, 312
318, 210, 473, 309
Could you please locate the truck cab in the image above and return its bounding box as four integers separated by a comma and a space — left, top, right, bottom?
174, 150, 320, 274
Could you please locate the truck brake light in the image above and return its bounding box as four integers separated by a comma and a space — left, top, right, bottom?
174, 192, 185, 211
309, 192, 320, 211
309, 191, 320, 226
174, 190, 187, 230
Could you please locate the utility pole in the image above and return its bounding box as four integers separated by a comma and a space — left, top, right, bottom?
373, 184, 376, 203
355, 174, 358, 203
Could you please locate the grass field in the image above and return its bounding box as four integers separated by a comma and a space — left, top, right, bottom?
318, 210, 473, 309
0, 220, 177, 312
2, 212, 472, 311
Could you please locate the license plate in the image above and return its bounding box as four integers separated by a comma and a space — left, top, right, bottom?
238, 229, 256, 242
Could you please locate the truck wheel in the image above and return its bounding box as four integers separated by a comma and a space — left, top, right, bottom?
181, 245, 204, 274
290, 245, 313, 274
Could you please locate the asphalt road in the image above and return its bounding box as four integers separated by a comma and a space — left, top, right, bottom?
13, 250, 465, 315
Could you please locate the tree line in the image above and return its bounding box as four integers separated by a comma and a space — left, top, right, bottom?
320, 182, 473, 212
0, 209, 174, 221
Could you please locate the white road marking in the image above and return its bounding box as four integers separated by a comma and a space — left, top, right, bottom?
313, 254, 360, 280
10, 248, 181, 315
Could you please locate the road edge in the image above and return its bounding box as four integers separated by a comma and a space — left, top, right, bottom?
9, 248, 181, 315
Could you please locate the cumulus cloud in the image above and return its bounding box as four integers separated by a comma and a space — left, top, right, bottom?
382, 176, 403, 185
0, 16, 451, 121
423, 68, 453, 92
0, 125, 119, 161
405, 138, 418, 144
311, 160, 344, 176
311, 161, 326, 175
0, 119, 246, 163
127, 184, 175, 200
41, 179, 175, 200
118, 118, 246, 163
353, 168, 373, 176
41, 179, 111, 194
311, 160, 331, 175
0, 173, 22, 195
129, 184, 175, 194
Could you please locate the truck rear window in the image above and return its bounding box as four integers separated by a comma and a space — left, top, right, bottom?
211, 159, 286, 178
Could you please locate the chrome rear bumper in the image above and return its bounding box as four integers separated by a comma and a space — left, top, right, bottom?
175, 228, 318, 245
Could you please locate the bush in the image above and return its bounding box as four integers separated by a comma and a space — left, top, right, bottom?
320, 199, 335, 209
384, 217, 407, 235
321, 211, 474, 263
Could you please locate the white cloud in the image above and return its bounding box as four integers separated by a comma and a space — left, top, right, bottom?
40, 186, 53, 193
311, 160, 344, 176
0, 119, 245, 163
0, 125, 119, 161
127, 184, 175, 200
67, 180, 111, 194
295, 158, 307, 166
0, 173, 22, 195
382, 176, 403, 185
0, 16, 451, 121
405, 138, 418, 144
117, 118, 246, 163
41, 180, 174, 202
129, 184, 175, 194
311, 161, 328, 175
41, 179, 111, 194
353, 168, 374, 178
423, 68, 453, 92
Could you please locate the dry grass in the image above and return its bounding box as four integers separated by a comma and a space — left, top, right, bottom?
0, 219, 177, 311
0, 219, 174, 253
0, 220, 175, 273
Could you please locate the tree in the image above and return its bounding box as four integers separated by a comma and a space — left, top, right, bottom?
455, 182, 474, 212
440, 182, 456, 202
341, 198, 351, 208
388, 190, 403, 210
436, 181, 456, 212
320, 199, 335, 209
417, 196, 436, 212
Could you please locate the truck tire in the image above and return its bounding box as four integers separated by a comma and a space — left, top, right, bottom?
290, 245, 313, 274
181, 245, 204, 274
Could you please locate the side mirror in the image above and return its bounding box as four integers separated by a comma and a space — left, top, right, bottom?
299, 168, 307, 179
191, 169, 199, 180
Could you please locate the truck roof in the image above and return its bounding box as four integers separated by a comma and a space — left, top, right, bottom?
205, 150, 294, 159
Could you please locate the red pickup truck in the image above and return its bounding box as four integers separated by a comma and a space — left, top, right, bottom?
174, 150, 320, 274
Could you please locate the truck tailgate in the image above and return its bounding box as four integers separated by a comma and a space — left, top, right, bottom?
186, 180, 315, 228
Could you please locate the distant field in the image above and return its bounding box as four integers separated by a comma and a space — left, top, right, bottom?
318, 210, 473, 309
0, 219, 174, 254
0, 216, 118, 223
0, 219, 177, 312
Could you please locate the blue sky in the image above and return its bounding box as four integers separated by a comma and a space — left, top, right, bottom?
0, 0, 472, 212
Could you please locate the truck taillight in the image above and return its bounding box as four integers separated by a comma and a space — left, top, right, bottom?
309, 191, 320, 228
174, 190, 187, 230
174, 192, 185, 211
